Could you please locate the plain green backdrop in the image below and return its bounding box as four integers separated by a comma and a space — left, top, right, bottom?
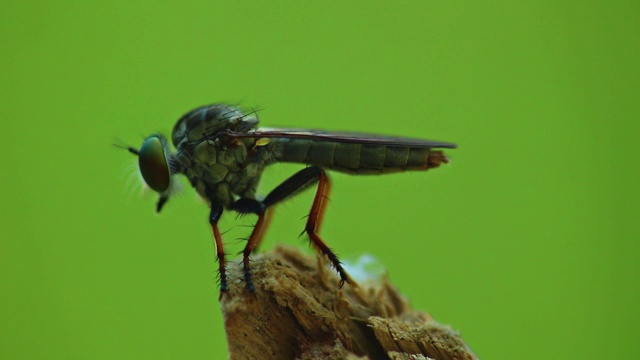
1, 1, 638, 359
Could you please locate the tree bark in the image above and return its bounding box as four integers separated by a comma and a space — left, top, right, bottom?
220, 245, 477, 360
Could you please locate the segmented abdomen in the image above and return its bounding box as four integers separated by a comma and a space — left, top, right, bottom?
272, 139, 448, 174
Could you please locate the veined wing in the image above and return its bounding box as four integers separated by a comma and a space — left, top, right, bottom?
227, 128, 457, 149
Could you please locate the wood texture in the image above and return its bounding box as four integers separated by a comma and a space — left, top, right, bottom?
221, 245, 477, 360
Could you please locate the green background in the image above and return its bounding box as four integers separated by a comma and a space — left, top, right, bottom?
1, 1, 638, 359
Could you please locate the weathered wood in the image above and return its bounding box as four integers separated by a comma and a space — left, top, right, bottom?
221, 245, 477, 360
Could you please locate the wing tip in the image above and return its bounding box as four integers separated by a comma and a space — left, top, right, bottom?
433, 142, 458, 149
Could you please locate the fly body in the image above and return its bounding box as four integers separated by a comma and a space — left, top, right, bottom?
126, 103, 456, 296
171, 104, 273, 209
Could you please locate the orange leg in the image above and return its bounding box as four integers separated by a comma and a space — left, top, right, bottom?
232, 166, 351, 292
303, 169, 350, 287
208, 203, 227, 298
241, 211, 269, 291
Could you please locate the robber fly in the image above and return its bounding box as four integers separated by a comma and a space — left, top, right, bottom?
124, 103, 456, 296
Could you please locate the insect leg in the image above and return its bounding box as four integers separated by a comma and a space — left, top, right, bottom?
263, 166, 351, 287
231, 198, 269, 292
209, 203, 228, 298
252, 208, 274, 254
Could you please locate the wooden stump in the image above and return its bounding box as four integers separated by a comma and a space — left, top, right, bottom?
221, 245, 477, 360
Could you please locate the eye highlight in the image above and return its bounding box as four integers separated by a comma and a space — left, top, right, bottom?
138, 135, 171, 193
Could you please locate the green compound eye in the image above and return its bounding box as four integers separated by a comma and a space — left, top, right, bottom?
138, 135, 171, 193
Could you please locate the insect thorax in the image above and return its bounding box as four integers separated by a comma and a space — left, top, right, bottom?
171, 104, 272, 208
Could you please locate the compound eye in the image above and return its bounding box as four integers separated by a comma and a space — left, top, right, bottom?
138, 135, 171, 193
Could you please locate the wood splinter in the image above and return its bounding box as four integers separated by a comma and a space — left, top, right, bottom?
221, 245, 478, 360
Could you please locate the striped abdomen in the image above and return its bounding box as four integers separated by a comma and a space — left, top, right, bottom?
271, 138, 449, 174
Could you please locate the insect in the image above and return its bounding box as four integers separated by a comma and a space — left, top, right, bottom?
124, 103, 456, 296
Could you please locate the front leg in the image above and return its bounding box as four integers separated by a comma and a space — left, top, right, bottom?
208, 203, 227, 298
